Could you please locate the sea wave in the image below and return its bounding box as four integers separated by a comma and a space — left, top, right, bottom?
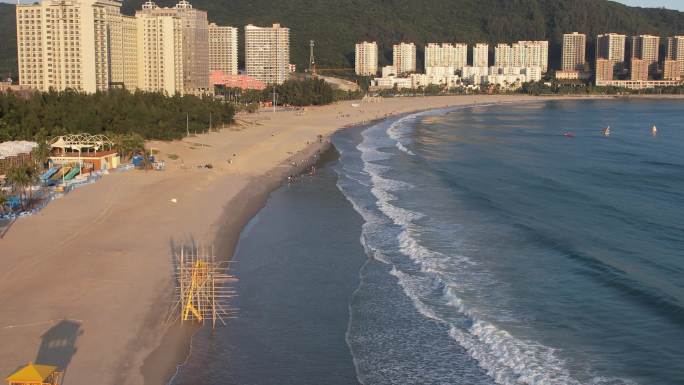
340, 111, 638, 385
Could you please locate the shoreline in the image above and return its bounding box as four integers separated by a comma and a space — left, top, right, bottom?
1, 94, 682, 385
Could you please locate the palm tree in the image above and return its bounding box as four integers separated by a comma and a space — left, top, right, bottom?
6, 164, 39, 211
32, 140, 51, 170
0, 188, 7, 216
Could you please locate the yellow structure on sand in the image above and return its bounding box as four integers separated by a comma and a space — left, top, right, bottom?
5, 363, 62, 385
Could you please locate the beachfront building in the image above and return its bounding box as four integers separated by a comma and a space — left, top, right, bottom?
15, 0, 121, 93
562, 32, 586, 71
666, 36, 684, 78
631, 35, 660, 76
210, 71, 266, 90
107, 10, 139, 89
245, 23, 291, 84
472, 44, 489, 67
355, 41, 379, 76
393, 42, 417, 74
461, 66, 541, 89
495, 41, 548, 73
630, 58, 649, 81
425, 43, 468, 70
172, 0, 211, 95
49, 134, 120, 172
595, 59, 615, 82
135, 1, 185, 95
663, 59, 681, 81
209, 23, 238, 75
597, 33, 626, 73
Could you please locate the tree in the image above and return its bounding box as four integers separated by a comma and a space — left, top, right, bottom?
6, 163, 38, 211
31, 140, 51, 170
0, 188, 7, 215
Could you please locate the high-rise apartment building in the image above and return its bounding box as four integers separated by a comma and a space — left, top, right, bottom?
595, 59, 615, 82
355, 41, 378, 76
16, 0, 121, 93
663, 60, 680, 80
245, 24, 290, 84
666, 36, 684, 78
562, 32, 586, 71
496, 41, 548, 72
425, 43, 468, 69
494, 44, 512, 67
472, 43, 489, 67
209, 23, 238, 75
135, 1, 185, 95
631, 35, 660, 75
392, 42, 416, 74
596, 33, 626, 72
630, 58, 649, 81
107, 10, 138, 89
173, 0, 210, 95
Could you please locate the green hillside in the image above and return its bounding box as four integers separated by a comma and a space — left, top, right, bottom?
2, 0, 684, 77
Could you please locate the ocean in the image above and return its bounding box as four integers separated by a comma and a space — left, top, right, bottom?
172, 99, 684, 385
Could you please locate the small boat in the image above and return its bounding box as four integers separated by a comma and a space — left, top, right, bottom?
652, 125, 658, 137
603, 126, 611, 137
564, 132, 575, 138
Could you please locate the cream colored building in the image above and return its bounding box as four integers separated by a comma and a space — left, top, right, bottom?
392, 42, 416, 74
355, 41, 378, 76
631, 35, 660, 74
174, 0, 210, 95
562, 32, 586, 71
209, 23, 238, 75
107, 10, 138, 89
596, 33, 626, 71
666, 36, 684, 77
495, 41, 548, 73
472, 43, 489, 67
16, 0, 122, 93
135, 1, 185, 95
595, 59, 615, 82
425, 43, 468, 70
245, 24, 291, 84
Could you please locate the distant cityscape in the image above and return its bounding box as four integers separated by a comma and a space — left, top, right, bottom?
364, 33, 684, 91
10, 0, 684, 96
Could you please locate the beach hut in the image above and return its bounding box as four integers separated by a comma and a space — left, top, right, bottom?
5, 363, 62, 385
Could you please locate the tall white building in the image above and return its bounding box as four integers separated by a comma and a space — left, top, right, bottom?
16, 0, 123, 93
209, 23, 238, 75
512, 41, 549, 73
107, 9, 138, 90
393, 42, 416, 74
631, 35, 660, 74
596, 33, 626, 74
245, 23, 290, 84
666, 36, 684, 76
135, 1, 185, 95
494, 44, 513, 67
355, 41, 378, 76
562, 32, 586, 71
472, 43, 489, 67
425, 43, 468, 70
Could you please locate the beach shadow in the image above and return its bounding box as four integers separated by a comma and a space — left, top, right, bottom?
34, 319, 83, 377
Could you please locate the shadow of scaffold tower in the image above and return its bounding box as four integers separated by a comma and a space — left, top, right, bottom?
167, 245, 237, 329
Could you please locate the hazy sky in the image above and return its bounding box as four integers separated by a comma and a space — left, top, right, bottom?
614, 0, 684, 10
2, 0, 684, 11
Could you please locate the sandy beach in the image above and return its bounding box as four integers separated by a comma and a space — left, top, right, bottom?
0, 94, 619, 384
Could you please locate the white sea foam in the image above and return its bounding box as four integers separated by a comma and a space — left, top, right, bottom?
338, 108, 640, 385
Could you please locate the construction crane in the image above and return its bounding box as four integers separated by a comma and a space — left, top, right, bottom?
309, 40, 317, 77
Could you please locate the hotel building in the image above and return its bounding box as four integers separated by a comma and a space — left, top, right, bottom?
472, 43, 489, 67
663, 60, 680, 81
562, 32, 586, 71
595, 59, 615, 82
174, 0, 210, 95
16, 0, 121, 93
596, 33, 626, 72
209, 23, 238, 75
135, 1, 185, 95
630, 58, 649, 81
496, 41, 548, 73
425, 43, 468, 70
107, 10, 138, 89
355, 41, 378, 76
631, 35, 660, 75
666, 36, 684, 78
245, 23, 291, 84
392, 42, 416, 74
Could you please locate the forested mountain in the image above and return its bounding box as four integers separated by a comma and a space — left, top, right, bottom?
2, 0, 684, 77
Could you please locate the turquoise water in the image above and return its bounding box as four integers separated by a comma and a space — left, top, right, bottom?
174, 99, 684, 385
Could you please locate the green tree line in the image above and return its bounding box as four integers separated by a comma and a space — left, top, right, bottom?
216, 78, 352, 107
0, 89, 235, 142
